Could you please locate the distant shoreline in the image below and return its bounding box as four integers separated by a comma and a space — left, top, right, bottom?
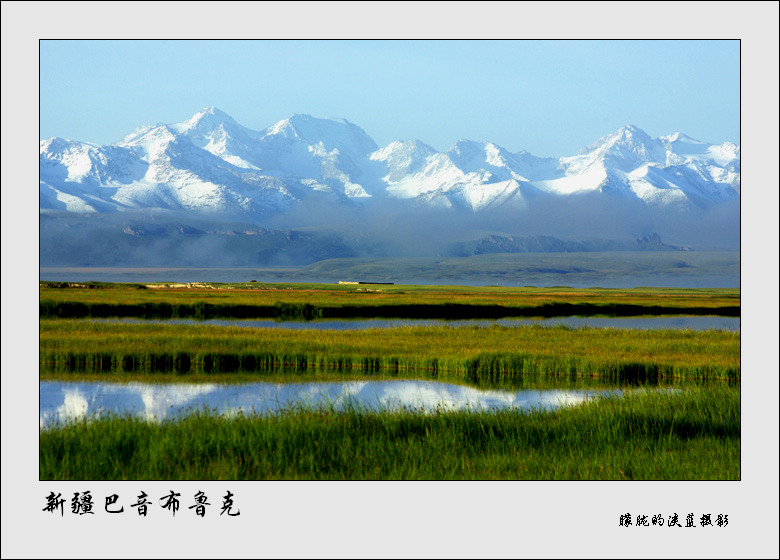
39, 250, 740, 289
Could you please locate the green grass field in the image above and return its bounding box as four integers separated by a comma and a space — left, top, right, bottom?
40, 319, 740, 383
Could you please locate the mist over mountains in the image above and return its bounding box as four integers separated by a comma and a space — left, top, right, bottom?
40, 108, 740, 266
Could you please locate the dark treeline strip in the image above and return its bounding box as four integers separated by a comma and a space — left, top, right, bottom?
40, 301, 279, 320
41, 350, 740, 384
40, 300, 740, 320
41, 281, 149, 290
40, 387, 740, 480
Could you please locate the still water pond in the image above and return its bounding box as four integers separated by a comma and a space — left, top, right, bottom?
99, 316, 740, 331
40, 380, 622, 429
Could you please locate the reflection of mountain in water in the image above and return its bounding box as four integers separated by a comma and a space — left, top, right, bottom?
39, 380, 610, 428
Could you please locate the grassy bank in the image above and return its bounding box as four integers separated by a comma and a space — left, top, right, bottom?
39, 283, 740, 319
39, 385, 740, 480
40, 320, 740, 383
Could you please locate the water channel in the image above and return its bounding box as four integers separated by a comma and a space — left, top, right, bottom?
43, 315, 728, 429
40, 379, 633, 429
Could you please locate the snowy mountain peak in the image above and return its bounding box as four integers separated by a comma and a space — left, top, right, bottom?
40, 111, 739, 226
272, 113, 355, 129
568, 124, 666, 174
717, 141, 740, 161
371, 139, 437, 159
117, 124, 156, 146
195, 106, 232, 120
370, 139, 438, 182
267, 113, 338, 135
40, 137, 84, 153
447, 139, 489, 166
449, 138, 483, 152
264, 115, 299, 138
263, 113, 378, 158
660, 132, 739, 169
202, 106, 228, 117
621, 123, 644, 134
662, 131, 704, 145
586, 124, 654, 152
289, 113, 352, 126
116, 123, 177, 147
171, 107, 241, 135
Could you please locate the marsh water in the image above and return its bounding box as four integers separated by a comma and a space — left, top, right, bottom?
41, 315, 730, 429
95, 315, 740, 331
39, 379, 629, 429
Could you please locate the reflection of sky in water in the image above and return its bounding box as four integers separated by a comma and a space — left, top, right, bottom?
97, 316, 740, 331
40, 381, 618, 429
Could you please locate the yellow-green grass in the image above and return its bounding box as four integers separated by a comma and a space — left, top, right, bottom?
39, 385, 740, 480
40, 320, 740, 383
40, 282, 740, 309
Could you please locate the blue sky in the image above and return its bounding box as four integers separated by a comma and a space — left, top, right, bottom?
40, 39, 739, 157
40, 40, 739, 156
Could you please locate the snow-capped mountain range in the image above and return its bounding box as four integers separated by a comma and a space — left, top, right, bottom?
40, 107, 740, 218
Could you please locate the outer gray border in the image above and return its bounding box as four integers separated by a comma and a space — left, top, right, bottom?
3, 2, 778, 558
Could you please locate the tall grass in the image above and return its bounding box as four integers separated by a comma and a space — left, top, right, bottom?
40, 320, 740, 383
39, 300, 740, 320
40, 283, 741, 315
39, 385, 740, 480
